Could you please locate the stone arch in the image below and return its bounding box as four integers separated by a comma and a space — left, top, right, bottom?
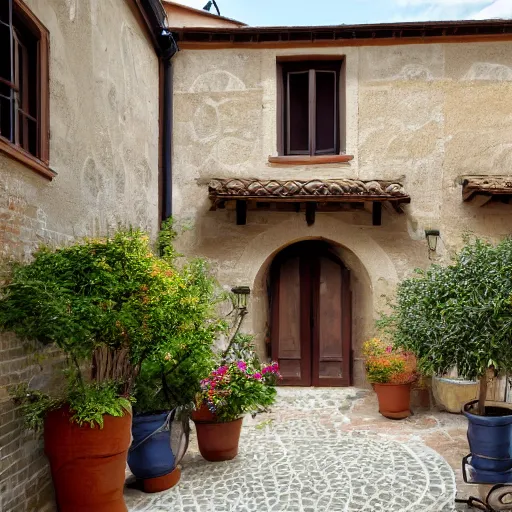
233, 216, 399, 387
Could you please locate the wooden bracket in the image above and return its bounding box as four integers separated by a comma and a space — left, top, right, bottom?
236, 200, 247, 225
306, 202, 316, 226
372, 202, 382, 226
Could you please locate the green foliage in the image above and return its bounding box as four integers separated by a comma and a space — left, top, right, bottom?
10, 384, 61, 432
133, 259, 226, 414
158, 218, 181, 262
66, 380, 132, 428
386, 236, 512, 381
11, 380, 132, 431
0, 229, 178, 368
1, 226, 224, 428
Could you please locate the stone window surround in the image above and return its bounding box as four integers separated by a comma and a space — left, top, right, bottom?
273, 55, 354, 166
0, 0, 53, 180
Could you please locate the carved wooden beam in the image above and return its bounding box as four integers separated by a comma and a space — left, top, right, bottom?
462, 176, 512, 204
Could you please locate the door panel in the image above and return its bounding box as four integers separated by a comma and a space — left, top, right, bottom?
271, 242, 351, 387
277, 256, 301, 360
312, 255, 350, 386
271, 253, 311, 385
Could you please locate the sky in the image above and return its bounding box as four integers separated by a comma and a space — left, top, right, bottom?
174, 0, 512, 26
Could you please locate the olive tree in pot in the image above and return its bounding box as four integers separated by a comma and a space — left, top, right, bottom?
129, 256, 226, 492
0, 228, 191, 512
383, 237, 512, 481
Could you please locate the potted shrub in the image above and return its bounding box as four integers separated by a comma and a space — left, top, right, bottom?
363, 338, 417, 419
192, 335, 280, 462
129, 259, 225, 492
386, 237, 512, 480
0, 228, 194, 511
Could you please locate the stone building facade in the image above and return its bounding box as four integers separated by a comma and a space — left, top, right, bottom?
170, 23, 512, 388
0, 1, 163, 510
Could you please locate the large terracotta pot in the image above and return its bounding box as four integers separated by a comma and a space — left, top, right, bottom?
373, 382, 412, 419
192, 407, 243, 462
44, 406, 132, 512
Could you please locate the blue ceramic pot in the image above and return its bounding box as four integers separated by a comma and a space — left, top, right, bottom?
463, 400, 512, 473
128, 412, 175, 480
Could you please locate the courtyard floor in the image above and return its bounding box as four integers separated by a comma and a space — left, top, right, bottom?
124, 387, 477, 511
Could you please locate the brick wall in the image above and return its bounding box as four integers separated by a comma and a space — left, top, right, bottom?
0, 193, 71, 512
0, 334, 58, 512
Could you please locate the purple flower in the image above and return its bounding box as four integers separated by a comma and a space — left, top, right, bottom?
237, 361, 247, 372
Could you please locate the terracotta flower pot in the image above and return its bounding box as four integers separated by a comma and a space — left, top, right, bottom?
373, 382, 412, 419
192, 407, 243, 462
44, 406, 132, 512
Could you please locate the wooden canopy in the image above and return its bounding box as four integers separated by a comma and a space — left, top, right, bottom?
208, 178, 410, 226
462, 177, 512, 205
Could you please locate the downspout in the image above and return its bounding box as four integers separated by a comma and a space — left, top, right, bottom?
158, 30, 179, 221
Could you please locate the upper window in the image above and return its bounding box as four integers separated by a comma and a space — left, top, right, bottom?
0, 0, 50, 175
279, 60, 343, 157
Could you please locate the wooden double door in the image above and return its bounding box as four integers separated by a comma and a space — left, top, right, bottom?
270, 241, 352, 387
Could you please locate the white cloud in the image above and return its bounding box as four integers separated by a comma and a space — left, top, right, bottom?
472, 0, 512, 18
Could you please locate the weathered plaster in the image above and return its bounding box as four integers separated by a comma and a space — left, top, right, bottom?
0, 1, 159, 511
0, 0, 159, 260
173, 40, 512, 385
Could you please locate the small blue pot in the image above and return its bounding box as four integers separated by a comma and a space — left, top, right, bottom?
128, 412, 176, 480
463, 400, 512, 473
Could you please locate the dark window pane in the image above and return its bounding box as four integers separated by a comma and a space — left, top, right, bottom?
315, 71, 336, 154
0, 25, 12, 82
0, 94, 13, 141
287, 71, 309, 154
0, 1, 11, 26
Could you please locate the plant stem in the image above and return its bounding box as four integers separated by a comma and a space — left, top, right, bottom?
221, 308, 248, 361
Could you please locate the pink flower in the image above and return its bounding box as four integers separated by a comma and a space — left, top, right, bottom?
253, 372, 262, 380
237, 361, 247, 372
217, 366, 228, 376
386, 346, 393, 353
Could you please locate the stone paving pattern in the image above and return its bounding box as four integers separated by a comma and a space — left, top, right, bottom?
125, 388, 475, 511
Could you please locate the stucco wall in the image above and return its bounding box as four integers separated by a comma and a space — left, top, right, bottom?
164, 1, 245, 28
0, 1, 159, 510
171, 41, 512, 386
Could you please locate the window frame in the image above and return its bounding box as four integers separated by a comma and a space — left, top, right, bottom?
0, 0, 52, 179
277, 58, 344, 158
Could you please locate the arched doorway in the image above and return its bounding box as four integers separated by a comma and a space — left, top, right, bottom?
269, 240, 352, 387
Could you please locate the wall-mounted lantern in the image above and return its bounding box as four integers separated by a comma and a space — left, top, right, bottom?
231, 286, 250, 310
425, 229, 440, 253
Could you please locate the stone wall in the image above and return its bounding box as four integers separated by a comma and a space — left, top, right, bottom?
171, 41, 512, 386
0, 1, 159, 510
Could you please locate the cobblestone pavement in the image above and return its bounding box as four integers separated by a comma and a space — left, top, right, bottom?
125, 388, 474, 511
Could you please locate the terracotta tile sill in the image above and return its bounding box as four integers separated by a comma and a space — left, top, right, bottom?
0, 138, 56, 180
268, 154, 354, 166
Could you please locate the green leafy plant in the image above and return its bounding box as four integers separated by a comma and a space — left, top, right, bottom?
195, 335, 281, 422
0, 226, 222, 428
132, 259, 226, 415
382, 236, 512, 415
